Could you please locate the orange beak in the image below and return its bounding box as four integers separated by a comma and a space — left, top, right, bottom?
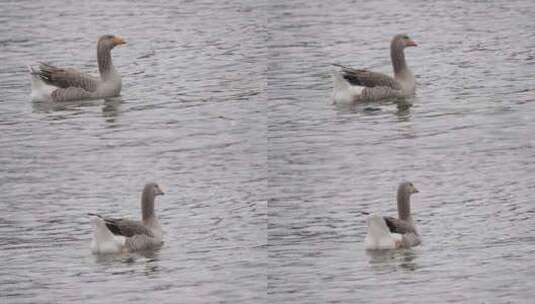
406, 39, 417, 47
112, 36, 127, 45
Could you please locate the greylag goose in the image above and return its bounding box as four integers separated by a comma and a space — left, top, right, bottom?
89, 183, 165, 254
364, 182, 420, 250
332, 34, 417, 103
29, 35, 126, 102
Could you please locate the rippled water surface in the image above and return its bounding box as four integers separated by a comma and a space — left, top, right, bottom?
267, 0, 535, 303
2, 0, 535, 303
1, 0, 266, 303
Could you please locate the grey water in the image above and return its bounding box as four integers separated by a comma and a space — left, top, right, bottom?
1, 1, 266, 303
266, 0, 535, 303
1, 0, 534, 303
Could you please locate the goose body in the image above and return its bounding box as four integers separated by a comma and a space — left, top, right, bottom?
364, 182, 421, 250
89, 183, 165, 254
332, 34, 417, 103
29, 35, 126, 102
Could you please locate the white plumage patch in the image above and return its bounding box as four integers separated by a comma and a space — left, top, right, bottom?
331, 70, 363, 104
28, 65, 56, 102
90, 217, 126, 254
364, 214, 402, 250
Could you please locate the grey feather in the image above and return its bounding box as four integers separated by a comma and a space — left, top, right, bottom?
125, 234, 163, 251
331, 34, 417, 103
51, 87, 92, 102
361, 86, 404, 101
89, 183, 165, 254
383, 216, 417, 234
102, 218, 155, 238
332, 64, 401, 89
37, 63, 100, 92
30, 35, 125, 102
400, 232, 420, 248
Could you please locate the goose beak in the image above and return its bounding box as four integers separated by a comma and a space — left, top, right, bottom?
406, 39, 417, 47
155, 185, 165, 196
112, 36, 127, 46
413, 187, 419, 193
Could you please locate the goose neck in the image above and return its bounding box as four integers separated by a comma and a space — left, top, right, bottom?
97, 44, 114, 80
391, 44, 408, 77
141, 190, 155, 223
397, 188, 412, 221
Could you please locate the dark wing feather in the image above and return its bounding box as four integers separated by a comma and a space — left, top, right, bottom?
37, 63, 100, 92
333, 64, 401, 89
383, 216, 417, 234
102, 218, 154, 238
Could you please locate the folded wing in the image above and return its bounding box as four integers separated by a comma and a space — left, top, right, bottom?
332, 64, 401, 89
383, 216, 417, 234
99, 217, 155, 238
36, 63, 100, 92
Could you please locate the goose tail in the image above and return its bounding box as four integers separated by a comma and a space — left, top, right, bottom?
364, 214, 402, 250
90, 215, 126, 254
331, 64, 363, 104
28, 64, 56, 102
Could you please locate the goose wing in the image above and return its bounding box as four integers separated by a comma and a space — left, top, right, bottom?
88, 214, 154, 237
103, 218, 154, 237
35, 63, 100, 92
333, 64, 401, 89
383, 216, 417, 234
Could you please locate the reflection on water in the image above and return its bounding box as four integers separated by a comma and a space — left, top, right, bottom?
334, 99, 413, 120
267, 0, 535, 303
92, 248, 161, 265
31, 98, 123, 126
2, 0, 535, 303
102, 98, 123, 125
366, 249, 418, 272
32, 99, 102, 114
92, 249, 162, 276
395, 101, 413, 120
1, 0, 266, 303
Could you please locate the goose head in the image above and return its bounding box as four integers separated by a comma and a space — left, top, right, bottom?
392, 34, 417, 49
399, 181, 419, 196
145, 182, 165, 197
98, 34, 127, 50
